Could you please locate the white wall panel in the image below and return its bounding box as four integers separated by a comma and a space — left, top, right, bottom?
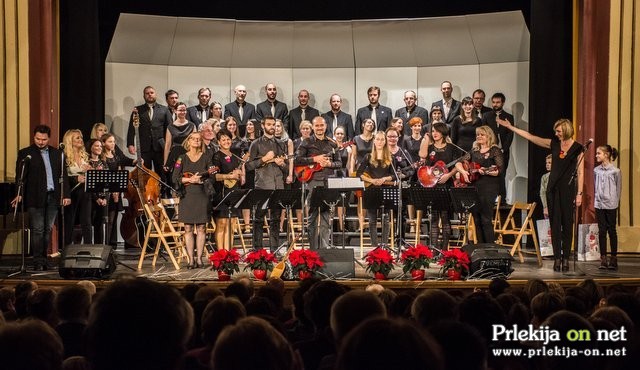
417, 65, 480, 107
167, 66, 231, 106
229, 68, 293, 108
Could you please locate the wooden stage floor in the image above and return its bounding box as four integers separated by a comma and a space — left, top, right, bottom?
2, 245, 640, 292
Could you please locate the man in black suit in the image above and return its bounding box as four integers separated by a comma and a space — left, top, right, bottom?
395, 90, 429, 136
481, 92, 514, 198
126, 86, 173, 185
256, 83, 289, 131
321, 93, 354, 140
431, 81, 460, 126
12, 125, 71, 270
354, 86, 392, 135
472, 89, 492, 118
186, 87, 211, 125
165, 89, 180, 122
224, 84, 256, 137
289, 89, 320, 139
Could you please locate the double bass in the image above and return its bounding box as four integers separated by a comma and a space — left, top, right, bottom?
121, 108, 162, 248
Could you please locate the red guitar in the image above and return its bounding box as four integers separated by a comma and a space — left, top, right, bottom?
417, 159, 457, 187
294, 140, 353, 183
453, 162, 498, 187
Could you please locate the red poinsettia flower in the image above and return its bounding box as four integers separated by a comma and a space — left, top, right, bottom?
209, 249, 241, 274
400, 244, 434, 273
437, 248, 470, 275
364, 247, 395, 276
289, 249, 324, 274
243, 249, 277, 272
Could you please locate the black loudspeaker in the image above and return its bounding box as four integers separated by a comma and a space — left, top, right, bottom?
59, 244, 116, 279
462, 243, 514, 275
317, 249, 355, 278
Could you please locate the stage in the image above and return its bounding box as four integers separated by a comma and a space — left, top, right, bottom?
2, 246, 639, 293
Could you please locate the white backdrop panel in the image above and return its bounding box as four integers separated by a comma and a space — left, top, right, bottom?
355, 68, 417, 112
417, 65, 480, 107
229, 68, 293, 107
292, 69, 356, 115
167, 66, 231, 106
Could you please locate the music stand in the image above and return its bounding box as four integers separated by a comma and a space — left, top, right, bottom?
85, 170, 133, 271
211, 189, 249, 252
266, 189, 302, 253
448, 187, 480, 246
307, 187, 342, 248
363, 187, 399, 249
407, 187, 450, 246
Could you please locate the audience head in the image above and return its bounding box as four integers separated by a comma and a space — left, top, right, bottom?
531, 292, 566, 326
0, 319, 64, 370
201, 296, 246, 346
336, 318, 443, 370
225, 281, 252, 305
524, 278, 549, 303
304, 281, 348, 331
330, 290, 386, 342
212, 317, 301, 370
26, 288, 58, 327
458, 291, 505, 342
543, 311, 598, 370
577, 278, 604, 311
411, 289, 457, 328
55, 285, 91, 322
489, 278, 511, 298
429, 320, 487, 370
86, 278, 193, 370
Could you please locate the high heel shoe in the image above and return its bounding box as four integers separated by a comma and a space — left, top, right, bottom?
187, 262, 194, 270
196, 256, 204, 269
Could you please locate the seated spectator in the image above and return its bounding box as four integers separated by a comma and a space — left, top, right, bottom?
411, 289, 457, 328
429, 320, 487, 370
335, 317, 443, 370
458, 291, 505, 345
543, 311, 598, 370
284, 278, 319, 343
225, 281, 253, 305
0, 287, 17, 321
212, 316, 302, 370
76, 281, 97, 298
488, 277, 511, 298
0, 319, 64, 370
85, 278, 193, 370
14, 281, 37, 319
55, 285, 91, 358
577, 278, 605, 312
27, 288, 58, 327
388, 291, 417, 319
524, 278, 549, 304
530, 292, 565, 327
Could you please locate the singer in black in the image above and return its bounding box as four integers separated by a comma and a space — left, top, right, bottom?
498, 118, 584, 272
12, 125, 71, 271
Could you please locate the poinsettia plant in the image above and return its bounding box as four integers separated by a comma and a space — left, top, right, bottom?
437, 248, 470, 275
289, 249, 324, 274
364, 247, 395, 276
243, 249, 277, 272
209, 249, 241, 274
400, 244, 434, 273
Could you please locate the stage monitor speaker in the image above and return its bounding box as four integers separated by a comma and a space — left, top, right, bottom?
462, 243, 514, 275
317, 248, 355, 279
59, 244, 116, 279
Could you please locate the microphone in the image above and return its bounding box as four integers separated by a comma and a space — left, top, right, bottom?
21, 155, 32, 163
583, 138, 594, 151
59, 143, 65, 150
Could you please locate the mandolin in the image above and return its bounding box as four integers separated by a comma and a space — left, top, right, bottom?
453, 161, 498, 188
183, 166, 219, 186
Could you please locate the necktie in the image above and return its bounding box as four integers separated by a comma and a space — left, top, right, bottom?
148, 105, 154, 120
239, 104, 244, 121
406, 109, 410, 119
301, 108, 306, 121
270, 103, 275, 116
201, 107, 207, 121
371, 107, 377, 125
444, 100, 450, 118
333, 114, 338, 132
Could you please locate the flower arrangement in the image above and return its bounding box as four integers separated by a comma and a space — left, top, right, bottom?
289, 249, 324, 275
437, 248, 470, 280
243, 249, 277, 272
400, 244, 434, 273
209, 249, 241, 275
364, 247, 395, 278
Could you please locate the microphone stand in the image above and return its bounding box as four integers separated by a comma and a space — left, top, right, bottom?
59, 146, 66, 252
8, 159, 29, 277
389, 159, 404, 260
563, 142, 590, 277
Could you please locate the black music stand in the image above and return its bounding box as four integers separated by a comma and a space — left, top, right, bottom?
213, 189, 250, 252
407, 187, 450, 246
363, 187, 399, 249
449, 187, 480, 245
267, 189, 302, 252
84, 170, 132, 271
307, 187, 342, 248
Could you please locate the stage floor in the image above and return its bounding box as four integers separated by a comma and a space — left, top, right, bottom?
2, 245, 639, 291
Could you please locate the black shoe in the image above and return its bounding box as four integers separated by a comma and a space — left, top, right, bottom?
562, 259, 569, 272
608, 256, 618, 270
553, 259, 561, 272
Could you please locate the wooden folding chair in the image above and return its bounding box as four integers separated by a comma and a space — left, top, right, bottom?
448, 214, 477, 248
494, 202, 542, 267
137, 203, 186, 270
492, 195, 503, 244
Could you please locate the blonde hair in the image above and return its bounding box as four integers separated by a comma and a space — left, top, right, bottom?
63, 129, 88, 166
369, 131, 391, 168
553, 118, 574, 140
474, 125, 498, 149
299, 120, 312, 132
182, 132, 206, 152
90, 122, 108, 139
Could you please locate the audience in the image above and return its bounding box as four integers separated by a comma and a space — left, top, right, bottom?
0, 319, 64, 370
55, 285, 91, 358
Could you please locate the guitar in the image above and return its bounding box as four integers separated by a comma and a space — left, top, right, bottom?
416, 158, 458, 188
183, 166, 220, 186
270, 232, 304, 279
294, 140, 353, 183
453, 162, 498, 188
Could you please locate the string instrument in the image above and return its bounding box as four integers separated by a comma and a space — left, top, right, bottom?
121, 107, 162, 248
294, 140, 353, 183
417, 159, 458, 188
271, 228, 304, 279
453, 161, 498, 188
183, 166, 219, 186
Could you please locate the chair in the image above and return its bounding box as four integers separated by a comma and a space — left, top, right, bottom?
449, 214, 477, 248
494, 201, 542, 267
137, 203, 187, 270
492, 195, 503, 244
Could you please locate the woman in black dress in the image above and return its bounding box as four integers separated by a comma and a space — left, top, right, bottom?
86, 139, 108, 244
172, 132, 214, 268
163, 102, 196, 170
211, 129, 244, 251
455, 125, 504, 246
497, 117, 584, 272
357, 131, 397, 247
240, 119, 259, 232
451, 96, 482, 153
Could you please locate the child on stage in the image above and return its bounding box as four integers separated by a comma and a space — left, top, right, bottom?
594, 145, 621, 270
